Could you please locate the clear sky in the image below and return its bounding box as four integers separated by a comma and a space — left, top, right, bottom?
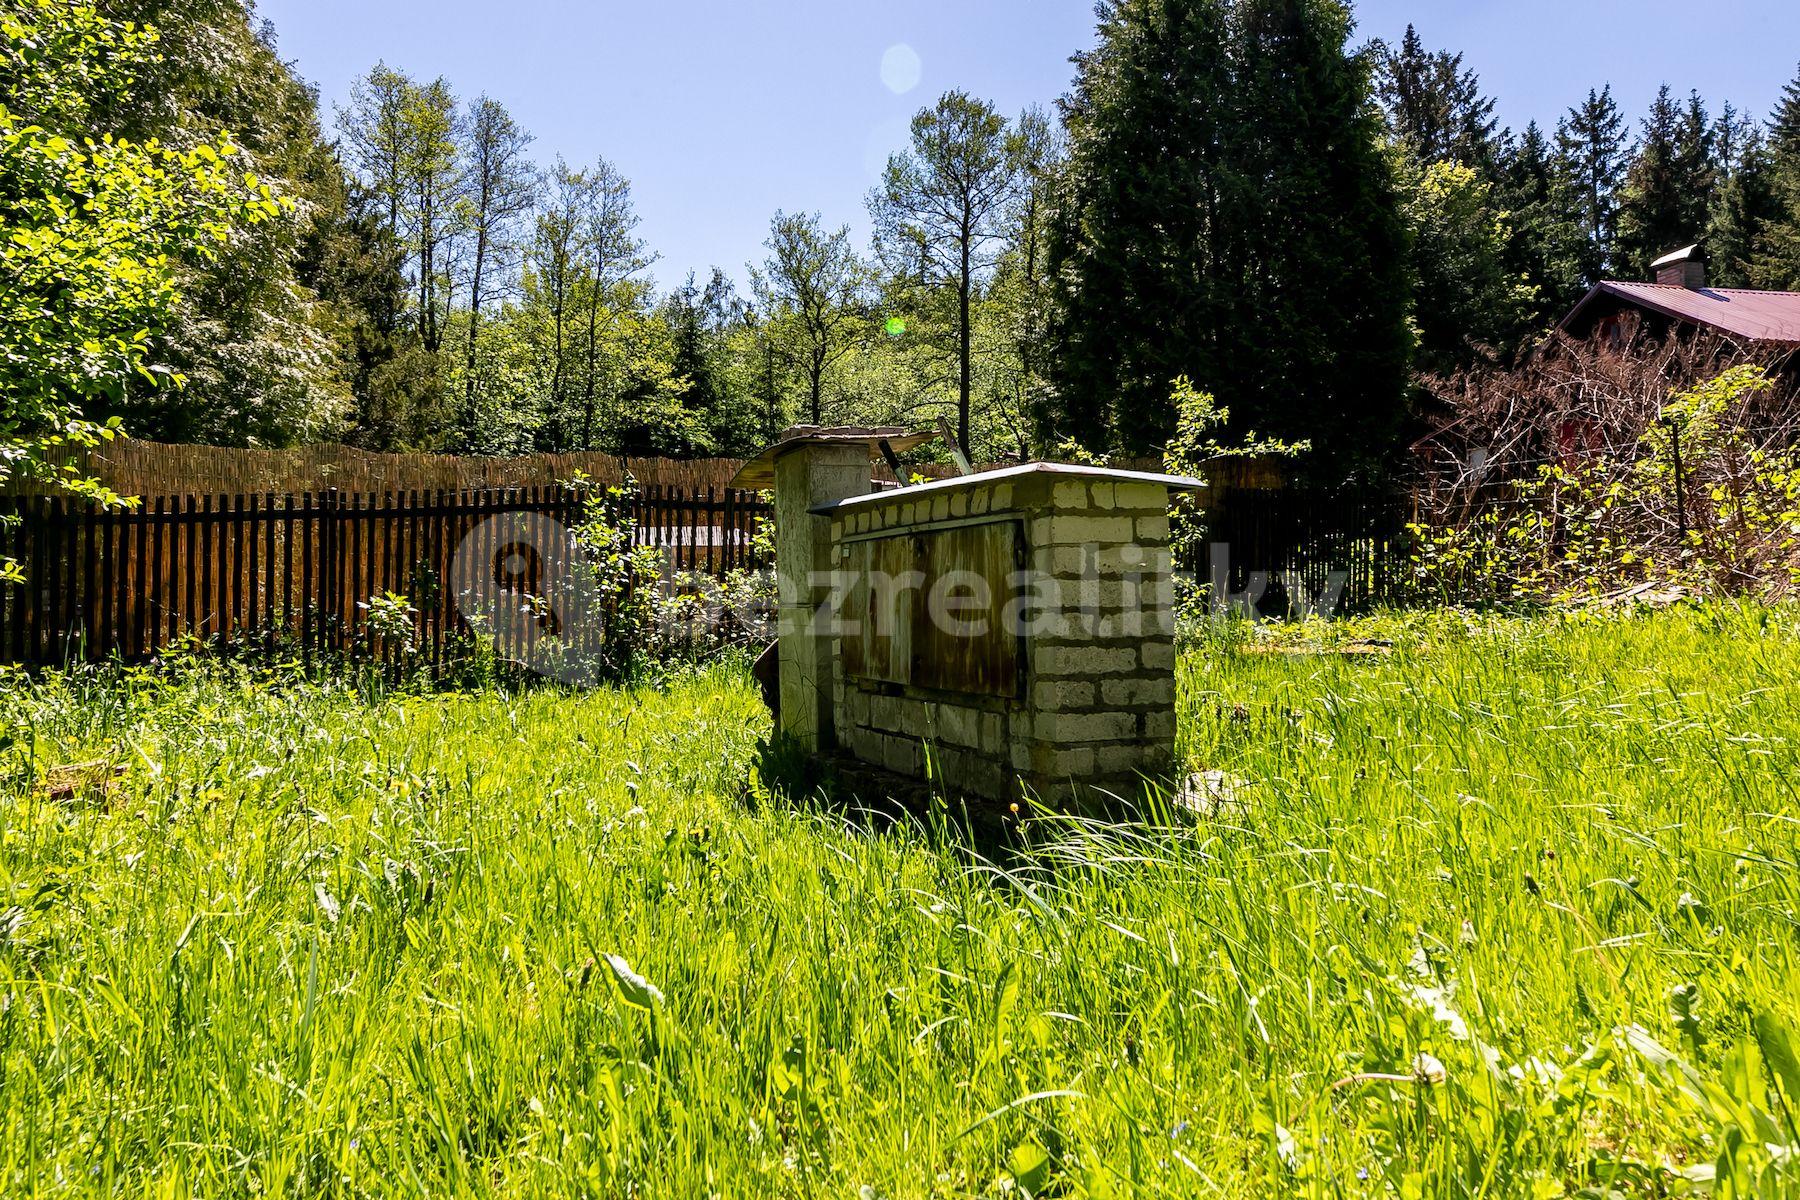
255, 0, 1800, 291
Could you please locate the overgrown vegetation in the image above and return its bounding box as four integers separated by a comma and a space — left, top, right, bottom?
1413, 348, 1800, 604
15, 1, 1800, 481
0, 0, 280, 563
4, 606, 1798, 1195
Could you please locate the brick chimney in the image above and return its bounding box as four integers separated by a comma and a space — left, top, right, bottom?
1652, 244, 1707, 289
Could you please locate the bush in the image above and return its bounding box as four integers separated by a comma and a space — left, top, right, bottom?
1413, 335, 1800, 604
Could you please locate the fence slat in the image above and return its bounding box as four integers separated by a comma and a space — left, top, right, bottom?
5, 495, 22, 662
0, 482, 773, 670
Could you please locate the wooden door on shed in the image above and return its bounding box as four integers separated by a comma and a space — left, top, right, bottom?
842, 520, 1023, 698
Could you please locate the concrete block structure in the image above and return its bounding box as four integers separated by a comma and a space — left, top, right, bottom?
736, 428, 1199, 804
815, 464, 1196, 802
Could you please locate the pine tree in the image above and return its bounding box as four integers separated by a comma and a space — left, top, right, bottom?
1045, 0, 1411, 480
1555, 86, 1629, 282
1615, 87, 1715, 278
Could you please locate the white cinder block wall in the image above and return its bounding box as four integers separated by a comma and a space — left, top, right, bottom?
812, 463, 1197, 804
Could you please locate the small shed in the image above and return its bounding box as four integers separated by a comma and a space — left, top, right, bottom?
748, 428, 1200, 804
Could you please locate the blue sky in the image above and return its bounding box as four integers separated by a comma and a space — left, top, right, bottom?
256, 0, 1800, 290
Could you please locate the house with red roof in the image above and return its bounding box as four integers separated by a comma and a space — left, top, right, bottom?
1560, 246, 1800, 348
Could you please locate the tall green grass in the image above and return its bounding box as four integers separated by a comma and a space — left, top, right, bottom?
2, 606, 1798, 1197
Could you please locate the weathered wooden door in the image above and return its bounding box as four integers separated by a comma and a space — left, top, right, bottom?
841, 520, 1023, 698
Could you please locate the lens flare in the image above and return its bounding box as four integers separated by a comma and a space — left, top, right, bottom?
880, 43, 921, 95
885, 316, 906, 338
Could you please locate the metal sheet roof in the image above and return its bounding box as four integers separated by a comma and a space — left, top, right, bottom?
727, 426, 939, 490
1561, 281, 1800, 344
808, 461, 1204, 515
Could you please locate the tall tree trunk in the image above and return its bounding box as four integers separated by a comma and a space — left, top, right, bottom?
582, 293, 599, 451
419, 182, 438, 354
958, 226, 973, 456
463, 222, 487, 439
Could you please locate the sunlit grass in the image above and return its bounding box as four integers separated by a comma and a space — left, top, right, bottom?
3, 605, 1798, 1196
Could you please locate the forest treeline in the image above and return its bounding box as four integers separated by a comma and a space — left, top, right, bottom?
9, 0, 1800, 490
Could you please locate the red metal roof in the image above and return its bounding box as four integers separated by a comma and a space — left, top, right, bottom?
1562, 281, 1800, 344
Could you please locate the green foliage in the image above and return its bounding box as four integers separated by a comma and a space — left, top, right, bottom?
1162, 376, 1309, 615
1753, 63, 1800, 289
1614, 87, 1717, 279
84, 0, 366, 448
1370, 24, 1500, 171
1708, 119, 1778, 289
1161, 375, 1311, 478
1495, 121, 1592, 327
1044, 0, 1413, 481
357, 590, 420, 658
4, 607, 1800, 1193
1555, 86, 1629, 281
1411, 366, 1800, 605
751, 210, 872, 427
562, 479, 666, 682
0, 0, 278, 572
871, 90, 1023, 455
1394, 156, 1537, 370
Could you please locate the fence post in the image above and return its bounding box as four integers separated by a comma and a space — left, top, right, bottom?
321, 487, 339, 654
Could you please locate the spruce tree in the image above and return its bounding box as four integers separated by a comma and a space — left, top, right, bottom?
1498, 121, 1591, 322
1615, 87, 1715, 277
1044, 0, 1411, 481
1043, 0, 1234, 456
1555, 87, 1629, 282
1372, 24, 1500, 170
1753, 63, 1800, 288
1708, 104, 1776, 288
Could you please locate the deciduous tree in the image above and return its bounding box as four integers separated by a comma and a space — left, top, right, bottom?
751, 212, 869, 426
0, 0, 279, 573
456, 95, 536, 442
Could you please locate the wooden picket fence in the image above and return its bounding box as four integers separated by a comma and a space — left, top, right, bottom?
1186, 486, 1412, 616
0, 485, 771, 671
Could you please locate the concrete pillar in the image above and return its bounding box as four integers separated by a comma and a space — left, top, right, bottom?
773, 442, 869, 751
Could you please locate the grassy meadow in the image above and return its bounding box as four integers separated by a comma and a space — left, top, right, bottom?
3, 605, 1799, 1197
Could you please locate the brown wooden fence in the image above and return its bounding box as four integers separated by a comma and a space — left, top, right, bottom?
1187, 486, 1412, 616
1, 485, 770, 671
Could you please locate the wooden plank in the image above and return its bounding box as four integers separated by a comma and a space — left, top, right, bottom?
199, 495, 214, 642
263, 492, 277, 635
181, 495, 196, 645
4, 495, 22, 663
82, 500, 99, 655
321, 489, 337, 653
281, 493, 294, 641
132, 494, 149, 658
347, 493, 363, 648
429, 488, 445, 677
843, 521, 1022, 698
27, 496, 47, 662
97, 503, 113, 657
244, 493, 259, 636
